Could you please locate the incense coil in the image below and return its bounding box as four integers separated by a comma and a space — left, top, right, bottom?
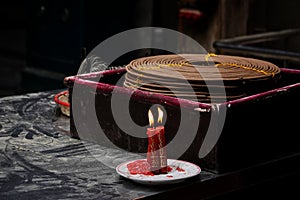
124, 54, 281, 103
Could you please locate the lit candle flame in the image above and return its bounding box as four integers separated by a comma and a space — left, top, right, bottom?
158, 107, 163, 124
148, 109, 154, 127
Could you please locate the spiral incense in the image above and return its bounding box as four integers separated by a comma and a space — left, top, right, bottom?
124, 54, 281, 103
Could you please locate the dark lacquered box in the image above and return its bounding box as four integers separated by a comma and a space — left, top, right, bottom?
64, 67, 300, 174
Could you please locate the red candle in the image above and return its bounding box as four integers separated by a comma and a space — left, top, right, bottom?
146, 127, 160, 174
156, 126, 167, 174
147, 110, 160, 174
146, 107, 168, 175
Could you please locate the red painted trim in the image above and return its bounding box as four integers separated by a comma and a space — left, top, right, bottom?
54, 90, 70, 107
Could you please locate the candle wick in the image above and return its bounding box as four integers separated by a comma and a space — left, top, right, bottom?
150, 123, 155, 129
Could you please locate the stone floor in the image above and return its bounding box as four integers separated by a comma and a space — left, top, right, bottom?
1, 90, 299, 200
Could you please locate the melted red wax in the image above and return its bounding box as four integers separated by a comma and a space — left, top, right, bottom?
166, 175, 173, 178
127, 160, 154, 176
167, 166, 172, 172
127, 160, 173, 176
176, 166, 185, 172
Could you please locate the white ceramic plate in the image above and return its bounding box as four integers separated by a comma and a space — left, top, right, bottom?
116, 159, 201, 185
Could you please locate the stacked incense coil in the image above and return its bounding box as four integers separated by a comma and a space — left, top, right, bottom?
123, 54, 281, 103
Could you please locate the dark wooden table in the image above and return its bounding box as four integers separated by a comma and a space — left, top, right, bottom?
1, 90, 299, 199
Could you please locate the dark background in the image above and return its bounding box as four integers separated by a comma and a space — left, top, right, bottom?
0, 0, 300, 97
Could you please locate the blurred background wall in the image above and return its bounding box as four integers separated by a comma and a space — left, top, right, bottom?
0, 0, 300, 97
